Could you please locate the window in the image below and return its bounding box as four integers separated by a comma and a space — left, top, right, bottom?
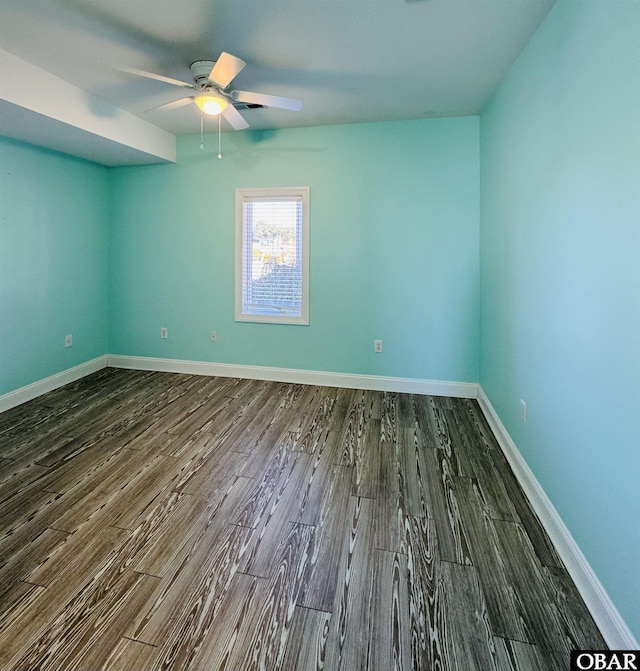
235, 187, 309, 324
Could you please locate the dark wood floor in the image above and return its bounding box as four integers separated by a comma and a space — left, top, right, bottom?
0, 368, 605, 670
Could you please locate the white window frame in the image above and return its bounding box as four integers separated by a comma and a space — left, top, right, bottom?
235, 186, 310, 325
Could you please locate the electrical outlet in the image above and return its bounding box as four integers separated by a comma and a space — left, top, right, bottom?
374, 339, 383, 353
210, 331, 217, 342
520, 399, 527, 423
160, 327, 168, 339
65, 334, 73, 348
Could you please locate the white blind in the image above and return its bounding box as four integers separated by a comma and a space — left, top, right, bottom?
241, 195, 303, 317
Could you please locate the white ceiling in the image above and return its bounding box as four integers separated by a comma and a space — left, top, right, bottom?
0, 0, 556, 165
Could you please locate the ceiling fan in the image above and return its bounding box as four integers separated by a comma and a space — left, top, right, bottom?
122, 52, 302, 131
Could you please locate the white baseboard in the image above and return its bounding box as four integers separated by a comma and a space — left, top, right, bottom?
477, 386, 638, 650
0, 356, 109, 413
106, 354, 479, 398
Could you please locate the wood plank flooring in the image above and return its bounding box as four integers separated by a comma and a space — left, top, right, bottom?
0, 368, 605, 670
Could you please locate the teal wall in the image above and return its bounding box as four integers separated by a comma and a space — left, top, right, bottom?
109, 118, 480, 382
479, 0, 640, 638
0, 139, 109, 395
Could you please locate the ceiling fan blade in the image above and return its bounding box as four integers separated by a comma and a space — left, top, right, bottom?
222, 104, 250, 130
120, 67, 194, 89
209, 52, 246, 88
231, 90, 302, 112
144, 97, 194, 113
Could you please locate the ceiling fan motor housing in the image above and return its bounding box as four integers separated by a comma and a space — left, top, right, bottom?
190, 60, 216, 89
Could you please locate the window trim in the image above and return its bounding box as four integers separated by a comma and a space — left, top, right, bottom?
234, 186, 310, 325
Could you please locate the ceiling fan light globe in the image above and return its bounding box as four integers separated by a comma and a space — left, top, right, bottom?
194, 94, 228, 116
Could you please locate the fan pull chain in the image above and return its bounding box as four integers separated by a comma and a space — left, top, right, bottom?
218, 115, 223, 159
200, 113, 204, 150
